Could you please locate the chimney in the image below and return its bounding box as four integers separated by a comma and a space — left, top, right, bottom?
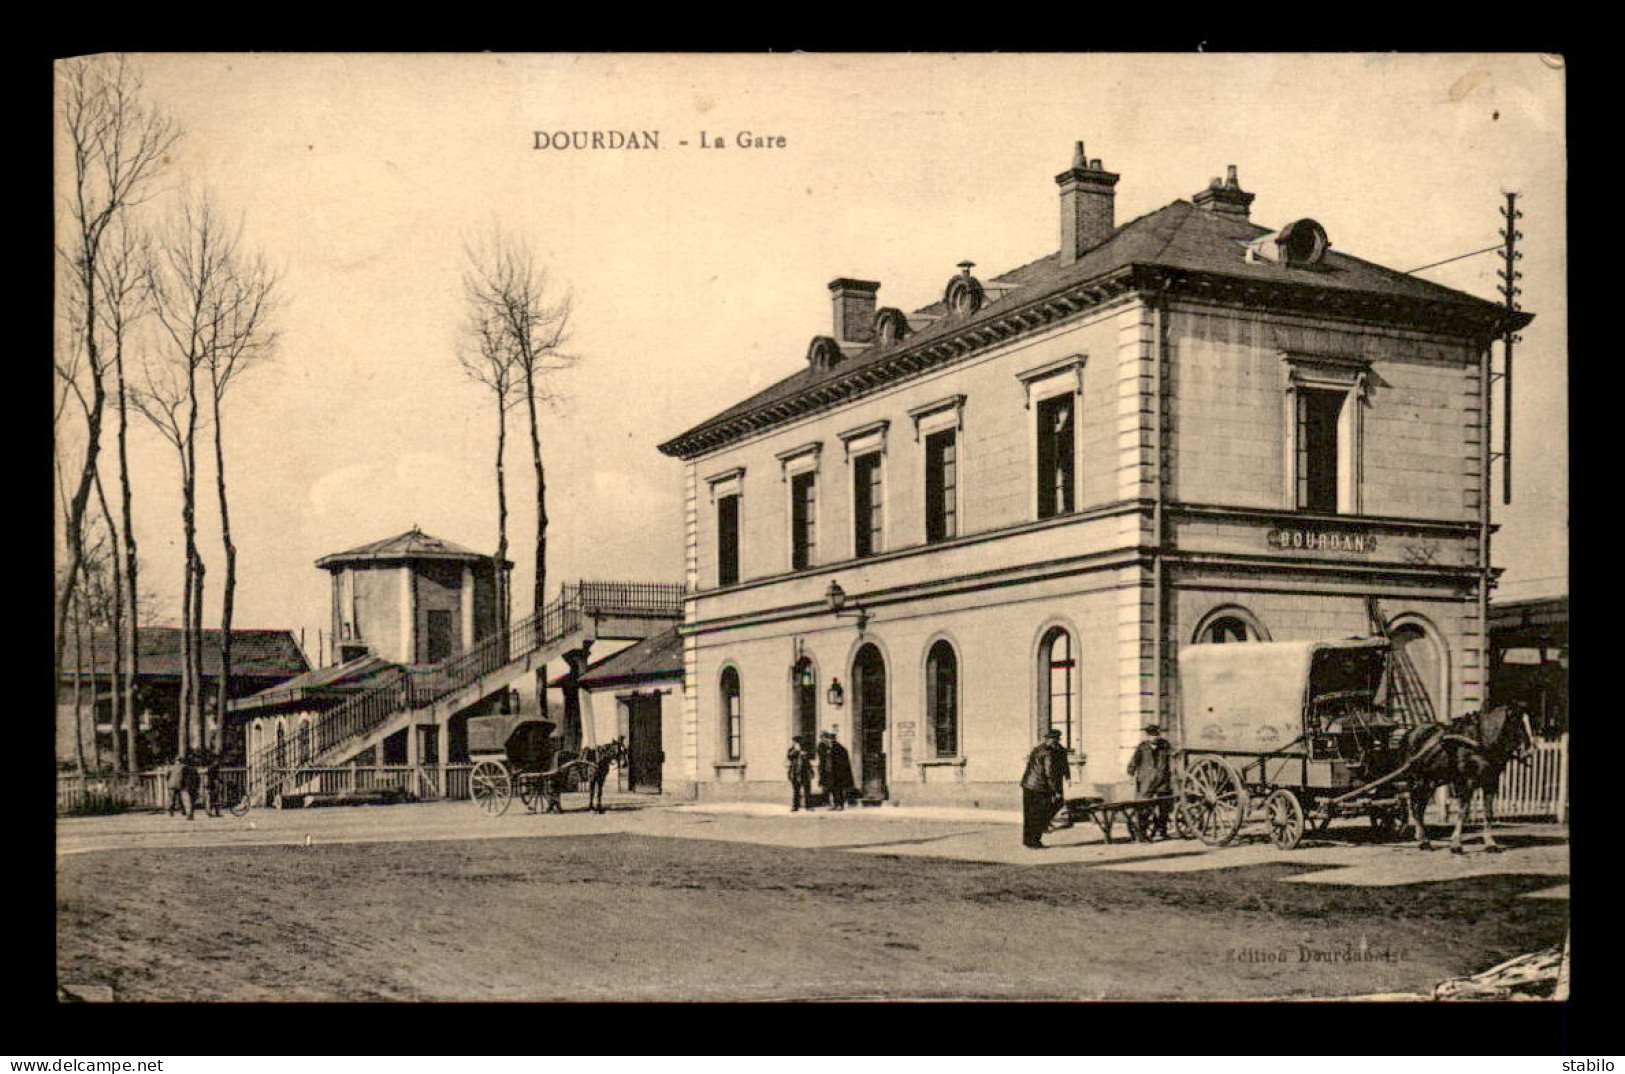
1193, 164, 1255, 219
1056, 141, 1120, 264
828, 278, 880, 349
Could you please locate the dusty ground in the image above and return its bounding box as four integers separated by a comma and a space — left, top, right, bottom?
56, 799, 1568, 1002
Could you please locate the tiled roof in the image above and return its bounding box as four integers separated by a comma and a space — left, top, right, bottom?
59, 628, 311, 680
553, 627, 683, 689
316, 527, 504, 569
228, 654, 401, 713
659, 199, 1528, 459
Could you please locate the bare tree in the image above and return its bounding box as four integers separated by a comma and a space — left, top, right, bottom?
136, 194, 251, 756
202, 238, 279, 753
457, 302, 521, 668
55, 55, 178, 697
462, 230, 576, 621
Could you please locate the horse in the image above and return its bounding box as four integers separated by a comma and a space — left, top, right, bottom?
578, 737, 628, 813
1401, 703, 1533, 854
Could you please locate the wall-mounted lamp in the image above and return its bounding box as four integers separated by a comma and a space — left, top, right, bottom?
826, 677, 845, 708
825, 580, 869, 633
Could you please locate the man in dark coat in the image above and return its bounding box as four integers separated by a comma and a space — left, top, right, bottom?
817, 730, 855, 810
1021, 729, 1072, 848
1127, 723, 1174, 841
787, 734, 815, 812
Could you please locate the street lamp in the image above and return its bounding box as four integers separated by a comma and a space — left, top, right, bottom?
824, 580, 869, 633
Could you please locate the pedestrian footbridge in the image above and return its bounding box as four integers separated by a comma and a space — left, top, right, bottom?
237, 581, 683, 808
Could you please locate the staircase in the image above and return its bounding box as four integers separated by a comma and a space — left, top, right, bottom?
239, 581, 683, 808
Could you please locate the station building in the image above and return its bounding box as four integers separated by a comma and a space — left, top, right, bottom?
657, 144, 1532, 809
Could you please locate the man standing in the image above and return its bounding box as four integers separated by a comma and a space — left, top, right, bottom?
787, 734, 815, 812
198, 749, 223, 818
1021, 729, 1072, 848
817, 730, 855, 810
1127, 723, 1174, 841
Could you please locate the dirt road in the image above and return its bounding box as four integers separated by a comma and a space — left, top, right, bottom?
57, 800, 1568, 1001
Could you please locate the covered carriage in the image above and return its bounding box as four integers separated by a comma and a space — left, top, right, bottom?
1174, 637, 1425, 849
467, 714, 569, 816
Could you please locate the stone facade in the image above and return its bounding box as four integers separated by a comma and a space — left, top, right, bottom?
659, 149, 1525, 810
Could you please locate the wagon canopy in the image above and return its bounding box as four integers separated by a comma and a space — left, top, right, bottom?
1178, 638, 1390, 753
467, 714, 558, 766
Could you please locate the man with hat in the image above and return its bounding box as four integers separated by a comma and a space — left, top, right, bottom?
1020, 728, 1073, 848
1127, 723, 1174, 841
817, 730, 855, 810
787, 734, 816, 812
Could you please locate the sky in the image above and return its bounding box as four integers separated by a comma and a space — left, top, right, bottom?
55, 53, 1568, 663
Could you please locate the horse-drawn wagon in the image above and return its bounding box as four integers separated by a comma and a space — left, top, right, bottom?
466, 714, 627, 816
1173, 637, 1427, 849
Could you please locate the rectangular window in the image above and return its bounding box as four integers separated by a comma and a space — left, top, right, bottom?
791, 470, 817, 571
925, 429, 958, 542
717, 493, 740, 587
853, 452, 884, 557
1036, 393, 1075, 519
726, 692, 742, 761
1297, 388, 1344, 513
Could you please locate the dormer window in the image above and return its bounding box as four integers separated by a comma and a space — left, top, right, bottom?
874, 307, 910, 346
806, 335, 843, 373
944, 262, 984, 317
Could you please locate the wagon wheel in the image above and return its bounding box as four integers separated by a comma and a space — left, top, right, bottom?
1172, 799, 1196, 840
1177, 755, 1248, 847
470, 760, 513, 817
228, 794, 252, 818
517, 772, 543, 814
1264, 789, 1306, 850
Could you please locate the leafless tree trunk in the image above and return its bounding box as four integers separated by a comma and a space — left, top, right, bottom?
461, 228, 576, 620
456, 308, 520, 680
93, 469, 124, 771
136, 195, 233, 757
204, 245, 279, 755
70, 588, 87, 774
462, 230, 575, 718
54, 56, 177, 692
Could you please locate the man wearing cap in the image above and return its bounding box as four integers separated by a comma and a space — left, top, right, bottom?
1020, 728, 1072, 848
817, 730, 855, 810
1128, 723, 1174, 841
787, 734, 816, 812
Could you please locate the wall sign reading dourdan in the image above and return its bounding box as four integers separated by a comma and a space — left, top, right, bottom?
1266, 528, 1377, 554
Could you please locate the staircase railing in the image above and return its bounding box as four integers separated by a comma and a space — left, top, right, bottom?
235, 580, 684, 809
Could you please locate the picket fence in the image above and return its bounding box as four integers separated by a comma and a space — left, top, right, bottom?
58, 735, 1570, 822
56, 765, 480, 815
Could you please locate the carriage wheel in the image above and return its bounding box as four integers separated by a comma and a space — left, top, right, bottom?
228, 797, 251, 818
470, 761, 513, 817
1172, 799, 1196, 840
1265, 789, 1306, 850
1178, 756, 1248, 847
518, 773, 542, 814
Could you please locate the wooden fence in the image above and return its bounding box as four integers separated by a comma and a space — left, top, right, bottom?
1437, 733, 1569, 823
57, 765, 481, 814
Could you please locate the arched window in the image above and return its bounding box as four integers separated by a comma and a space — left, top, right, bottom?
720, 667, 743, 761
792, 657, 817, 740
925, 641, 959, 758
1204, 617, 1255, 643
1039, 627, 1080, 751
297, 718, 312, 767
1388, 620, 1448, 723
275, 723, 287, 768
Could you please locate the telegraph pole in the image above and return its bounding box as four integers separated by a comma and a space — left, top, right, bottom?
1496, 192, 1523, 505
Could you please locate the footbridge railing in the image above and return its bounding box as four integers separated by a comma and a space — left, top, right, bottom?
236, 580, 684, 809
